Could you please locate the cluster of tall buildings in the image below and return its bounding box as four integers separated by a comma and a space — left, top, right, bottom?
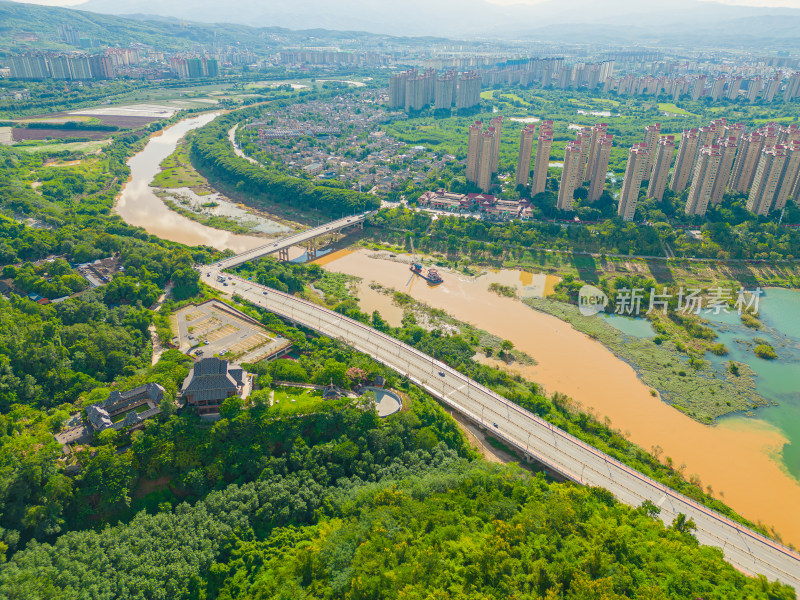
8, 52, 114, 80
389, 69, 481, 112
279, 50, 389, 67
480, 58, 613, 91
557, 124, 614, 211
668, 119, 800, 217
476, 115, 800, 222
460, 108, 800, 220
56, 24, 92, 49
466, 117, 503, 193
515, 121, 554, 198
608, 118, 800, 221
168, 56, 219, 79
104, 48, 141, 69
603, 72, 800, 104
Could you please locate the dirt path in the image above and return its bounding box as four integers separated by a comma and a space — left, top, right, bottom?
449, 410, 517, 464
149, 285, 171, 366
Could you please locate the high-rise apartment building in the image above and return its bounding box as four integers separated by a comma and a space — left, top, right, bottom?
489, 116, 503, 174
642, 123, 661, 176
730, 132, 764, 192
618, 144, 649, 221
434, 72, 458, 110
575, 128, 592, 183
670, 129, 700, 193
8, 54, 49, 80
780, 124, 800, 144
531, 125, 553, 196
724, 122, 745, 145
761, 124, 780, 148
48, 55, 71, 80
586, 123, 608, 181
697, 125, 715, 150
57, 24, 80, 46
747, 77, 763, 103
710, 137, 739, 205
477, 131, 496, 194
456, 71, 481, 110
647, 135, 675, 201
516, 125, 536, 186
710, 77, 726, 101
709, 118, 727, 144
388, 71, 411, 109
588, 135, 613, 202
89, 54, 114, 79
558, 141, 583, 211
69, 55, 92, 80
763, 77, 781, 103
775, 141, 800, 212
466, 121, 483, 184
691, 75, 707, 101
685, 146, 722, 216
405, 75, 426, 111
747, 146, 788, 215
727, 76, 743, 100
785, 72, 800, 103
186, 57, 204, 79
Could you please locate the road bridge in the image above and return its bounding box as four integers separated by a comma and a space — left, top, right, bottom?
199, 267, 800, 591
212, 212, 372, 270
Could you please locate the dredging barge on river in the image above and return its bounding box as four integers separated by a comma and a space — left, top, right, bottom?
410, 262, 443, 285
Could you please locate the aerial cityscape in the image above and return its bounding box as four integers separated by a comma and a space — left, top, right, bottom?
1, 0, 800, 597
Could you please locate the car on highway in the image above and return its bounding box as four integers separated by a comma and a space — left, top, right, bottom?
438, 371, 445, 377
263, 291, 268, 295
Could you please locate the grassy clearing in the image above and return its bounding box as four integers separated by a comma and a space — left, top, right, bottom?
590, 97, 621, 107
525, 298, 767, 423
657, 103, 697, 117
152, 140, 208, 189
269, 387, 348, 415
14, 139, 112, 153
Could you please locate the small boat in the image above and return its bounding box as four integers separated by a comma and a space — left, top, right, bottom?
410, 262, 443, 285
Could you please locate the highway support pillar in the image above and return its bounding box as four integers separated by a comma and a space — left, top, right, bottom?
306, 239, 317, 261
278, 248, 289, 262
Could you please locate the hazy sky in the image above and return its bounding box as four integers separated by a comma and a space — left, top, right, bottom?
10, 0, 800, 7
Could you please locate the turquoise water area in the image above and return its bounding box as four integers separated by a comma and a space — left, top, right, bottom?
602, 289, 800, 480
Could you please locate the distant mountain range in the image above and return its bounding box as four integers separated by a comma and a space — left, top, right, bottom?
68, 0, 800, 46
2, 0, 800, 50
0, 0, 389, 53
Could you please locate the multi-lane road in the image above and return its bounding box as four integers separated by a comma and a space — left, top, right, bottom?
211, 212, 372, 270
200, 266, 800, 590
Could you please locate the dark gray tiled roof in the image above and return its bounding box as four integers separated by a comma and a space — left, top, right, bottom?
182, 358, 245, 404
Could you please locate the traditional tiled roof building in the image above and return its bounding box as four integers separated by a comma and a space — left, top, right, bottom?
181, 357, 246, 417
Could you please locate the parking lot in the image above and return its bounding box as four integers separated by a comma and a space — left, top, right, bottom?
174, 300, 292, 363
